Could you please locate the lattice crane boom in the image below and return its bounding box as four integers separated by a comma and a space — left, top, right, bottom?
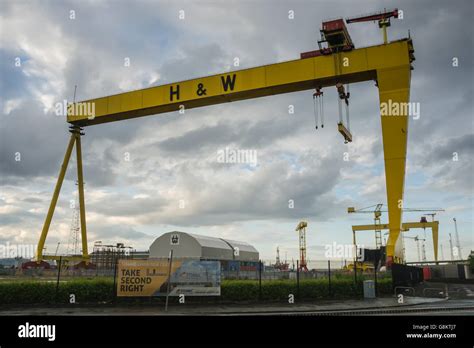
295, 221, 309, 272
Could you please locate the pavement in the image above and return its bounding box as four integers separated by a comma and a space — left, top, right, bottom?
3, 297, 473, 316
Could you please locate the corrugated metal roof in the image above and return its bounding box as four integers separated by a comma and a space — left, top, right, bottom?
186, 232, 233, 250
149, 231, 259, 261
221, 238, 259, 253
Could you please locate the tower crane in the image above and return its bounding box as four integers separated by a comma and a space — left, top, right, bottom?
449, 233, 455, 260
453, 218, 463, 259
295, 221, 309, 272
35, 10, 417, 267
346, 9, 400, 44
440, 243, 445, 261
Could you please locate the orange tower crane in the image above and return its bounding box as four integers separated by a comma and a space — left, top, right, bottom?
295, 221, 309, 272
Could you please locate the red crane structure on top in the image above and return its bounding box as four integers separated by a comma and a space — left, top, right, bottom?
346, 9, 399, 44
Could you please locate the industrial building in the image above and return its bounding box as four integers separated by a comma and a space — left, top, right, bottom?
149, 231, 259, 271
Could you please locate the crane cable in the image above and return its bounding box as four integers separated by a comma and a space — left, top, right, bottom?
338, 94, 343, 124
313, 94, 319, 129
346, 84, 351, 131
313, 87, 324, 129
320, 91, 324, 128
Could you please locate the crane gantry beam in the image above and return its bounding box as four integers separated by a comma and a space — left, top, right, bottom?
37, 37, 415, 266
67, 40, 413, 127
352, 221, 439, 261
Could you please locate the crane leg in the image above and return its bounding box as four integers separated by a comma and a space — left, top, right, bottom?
432, 223, 439, 262
36, 133, 76, 262
377, 65, 411, 266
74, 128, 89, 261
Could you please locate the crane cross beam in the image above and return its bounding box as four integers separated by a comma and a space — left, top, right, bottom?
67, 40, 411, 127
352, 221, 439, 261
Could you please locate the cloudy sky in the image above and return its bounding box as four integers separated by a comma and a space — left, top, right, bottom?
0, 0, 473, 265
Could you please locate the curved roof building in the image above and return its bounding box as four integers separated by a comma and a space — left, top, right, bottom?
149, 231, 259, 262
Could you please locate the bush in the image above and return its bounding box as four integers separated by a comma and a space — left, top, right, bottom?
221, 277, 393, 301
0, 278, 114, 305
0, 277, 392, 305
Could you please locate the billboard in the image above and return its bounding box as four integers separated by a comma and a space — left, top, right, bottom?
117, 259, 220, 297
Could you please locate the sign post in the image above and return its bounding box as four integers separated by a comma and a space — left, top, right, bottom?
116, 258, 220, 297
165, 249, 173, 312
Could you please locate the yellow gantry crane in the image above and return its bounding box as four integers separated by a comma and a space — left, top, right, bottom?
348, 205, 444, 253
348, 204, 385, 249
351, 218, 441, 262
36, 9, 416, 266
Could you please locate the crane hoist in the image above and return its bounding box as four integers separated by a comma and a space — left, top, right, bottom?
303, 9, 402, 143
301, 18, 354, 142
35, 9, 417, 268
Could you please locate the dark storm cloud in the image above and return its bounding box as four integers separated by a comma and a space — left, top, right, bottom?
422, 134, 474, 164
134, 152, 347, 227
155, 116, 304, 154
0, 101, 69, 178
414, 133, 474, 192
157, 43, 229, 84
0, 49, 30, 102
91, 224, 151, 241
88, 193, 167, 217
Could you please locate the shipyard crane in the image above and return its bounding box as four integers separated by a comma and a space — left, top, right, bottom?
440, 243, 445, 261
35, 11, 416, 268
404, 235, 426, 262
449, 233, 455, 260
348, 205, 444, 249
295, 221, 309, 272
346, 8, 400, 44
352, 217, 441, 262
348, 204, 384, 248
274, 246, 289, 271
453, 218, 463, 259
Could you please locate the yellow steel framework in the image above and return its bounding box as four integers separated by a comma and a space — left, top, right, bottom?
37, 37, 415, 265
36, 126, 89, 262
295, 221, 309, 271
351, 221, 439, 261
